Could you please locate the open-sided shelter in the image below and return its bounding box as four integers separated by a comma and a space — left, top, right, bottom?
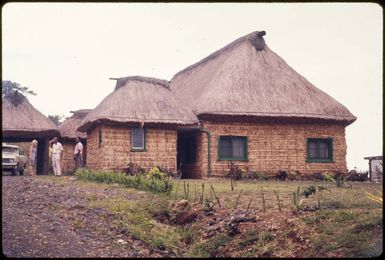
2, 90, 59, 175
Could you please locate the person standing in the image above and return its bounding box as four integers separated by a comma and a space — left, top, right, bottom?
49, 137, 63, 176
73, 137, 84, 170
29, 139, 38, 176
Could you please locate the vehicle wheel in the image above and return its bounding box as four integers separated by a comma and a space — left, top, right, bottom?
19, 168, 24, 176
11, 169, 16, 176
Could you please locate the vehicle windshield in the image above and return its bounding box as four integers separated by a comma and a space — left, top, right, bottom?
2, 147, 18, 154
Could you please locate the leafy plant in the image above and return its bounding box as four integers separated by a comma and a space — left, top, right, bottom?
123, 162, 145, 176
302, 185, 317, 198
203, 197, 215, 212
287, 170, 301, 181
323, 172, 349, 187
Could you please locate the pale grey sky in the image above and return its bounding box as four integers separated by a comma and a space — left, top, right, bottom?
2, 2, 383, 171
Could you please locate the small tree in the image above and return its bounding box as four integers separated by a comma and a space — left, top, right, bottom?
2, 80, 36, 96
48, 114, 64, 126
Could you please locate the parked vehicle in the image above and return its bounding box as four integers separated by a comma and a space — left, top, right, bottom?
2, 143, 28, 176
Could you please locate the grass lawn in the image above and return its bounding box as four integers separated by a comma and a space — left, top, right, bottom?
37, 175, 383, 257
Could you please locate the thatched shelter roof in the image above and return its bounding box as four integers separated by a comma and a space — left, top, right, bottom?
59, 109, 91, 140
170, 31, 356, 125
2, 91, 59, 138
77, 76, 199, 132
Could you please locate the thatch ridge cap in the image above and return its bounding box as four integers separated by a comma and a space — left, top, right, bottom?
173, 30, 266, 78
112, 76, 170, 91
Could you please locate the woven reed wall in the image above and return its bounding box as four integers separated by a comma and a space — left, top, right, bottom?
61, 142, 75, 174
194, 121, 347, 177
86, 124, 177, 171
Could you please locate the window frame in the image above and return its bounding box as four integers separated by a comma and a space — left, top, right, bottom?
306, 138, 334, 163
131, 127, 146, 152
218, 136, 248, 161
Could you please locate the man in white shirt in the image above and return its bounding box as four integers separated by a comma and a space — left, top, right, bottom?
49, 137, 63, 176
73, 137, 84, 170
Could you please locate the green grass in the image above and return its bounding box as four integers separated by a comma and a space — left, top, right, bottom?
75, 168, 172, 193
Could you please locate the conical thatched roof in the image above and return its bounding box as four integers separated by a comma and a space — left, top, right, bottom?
78, 76, 199, 132
170, 31, 356, 125
2, 91, 59, 138
59, 109, 92, 140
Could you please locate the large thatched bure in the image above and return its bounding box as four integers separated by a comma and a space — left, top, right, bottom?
59, 109, 91, 174
170, 30, 356, 177
77, 76, 199, 172
2, 91, 59, 175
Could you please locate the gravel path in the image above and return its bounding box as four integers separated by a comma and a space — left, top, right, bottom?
2, 176, 166, 257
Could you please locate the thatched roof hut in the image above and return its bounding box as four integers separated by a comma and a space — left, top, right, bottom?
170, 31, 356, 125
2, 91, 59, 138
59, 109, 91, 140
78, 76, 199, 132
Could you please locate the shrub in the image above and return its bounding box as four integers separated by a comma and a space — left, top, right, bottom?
346, 170, 369, 182
287, 170, 301, 181
276, 171, 287, 181
122, 162, 145, 176
225, 162, 243, 180
312, 172, 325, 181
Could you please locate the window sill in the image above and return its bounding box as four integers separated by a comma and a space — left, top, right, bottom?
306, 159, 335, 163
131, 149, 146, 152
218, 158, 249, 162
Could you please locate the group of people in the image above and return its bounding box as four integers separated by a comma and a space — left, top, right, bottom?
28, 137, 84, 176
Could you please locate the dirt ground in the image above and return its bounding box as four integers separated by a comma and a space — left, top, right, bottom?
1, 176, 170, 257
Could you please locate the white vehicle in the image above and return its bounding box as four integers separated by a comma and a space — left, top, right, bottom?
2, 143, 28, 175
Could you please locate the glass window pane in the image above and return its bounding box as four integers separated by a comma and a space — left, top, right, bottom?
308, 141, 317, 158
132, 128, 144, 149
220, 138, 232, 158
319, 142, 329, 159
232, 138, 245, 158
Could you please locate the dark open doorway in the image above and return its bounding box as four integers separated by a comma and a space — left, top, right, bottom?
177, 128, 200, 179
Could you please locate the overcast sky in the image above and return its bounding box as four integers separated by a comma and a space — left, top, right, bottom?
2, 2, 382, 171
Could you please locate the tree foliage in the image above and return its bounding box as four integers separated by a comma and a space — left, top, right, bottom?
2, 80, 37, 96
48, 114, 64, 126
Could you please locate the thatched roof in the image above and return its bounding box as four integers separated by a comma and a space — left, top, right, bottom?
170, 31, 356, 125
59, 109, 91, 140
77, 76, 199, 132
2, 91, 59, 138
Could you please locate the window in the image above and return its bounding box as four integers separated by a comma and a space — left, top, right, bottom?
218, 136, 248, 160
131, 128, 145, 151
306, 138, 333, 162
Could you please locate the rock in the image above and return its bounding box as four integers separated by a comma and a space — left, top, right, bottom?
69, 177, 76, 181
175, 199, 189, 210
207, 219, 216, 226
175, 209, 199, 224
286, 218, 296, 224
133, 240, 141, 246
117, 239, 127, 245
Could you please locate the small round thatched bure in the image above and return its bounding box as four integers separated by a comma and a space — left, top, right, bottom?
170, 30, 356, 125
2, 91, 59, 138
77, 76, 199, 132
59, 109, 92, 139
